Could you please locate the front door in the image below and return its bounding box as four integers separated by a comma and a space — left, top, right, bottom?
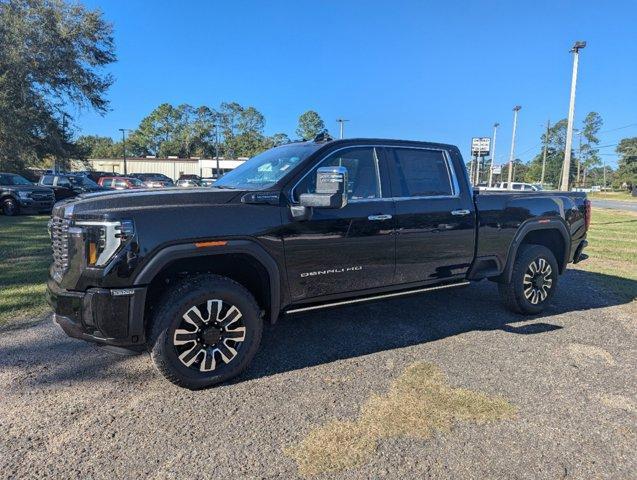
386, 146, 476, 284
283, 146, 395, 301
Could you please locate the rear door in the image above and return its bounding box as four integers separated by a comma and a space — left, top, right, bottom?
283, 146, 395, 300
387, 146, 476, 284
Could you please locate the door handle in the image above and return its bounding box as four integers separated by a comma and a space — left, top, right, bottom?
368, 214, 393, 221
450, 209, 471, 216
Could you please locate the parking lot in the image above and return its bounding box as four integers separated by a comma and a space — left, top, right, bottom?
1, 257, 635, 478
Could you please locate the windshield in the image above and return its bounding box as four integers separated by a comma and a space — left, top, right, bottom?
0, 174, 33, 186
214, 143, 320, 190
69, 176, 99, 188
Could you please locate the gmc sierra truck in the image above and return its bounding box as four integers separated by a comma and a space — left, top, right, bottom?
47, 136, 590, 389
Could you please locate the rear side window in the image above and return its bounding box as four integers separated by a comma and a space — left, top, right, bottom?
389, 148, 453, 197
101, 179, 113, 187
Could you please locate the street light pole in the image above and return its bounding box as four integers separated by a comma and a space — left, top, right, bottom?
119, 128, 129, 175
560, 41, 586, 191
541, 119, 550, 186
336, 118, 349, 139
488, 123, 499, 188
507, 106, 521, 189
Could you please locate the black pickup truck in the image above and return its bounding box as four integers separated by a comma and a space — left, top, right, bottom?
1, 173, 55, 216
47, 137, 590, 389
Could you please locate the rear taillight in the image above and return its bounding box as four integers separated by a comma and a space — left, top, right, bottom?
584, 199, 591, 231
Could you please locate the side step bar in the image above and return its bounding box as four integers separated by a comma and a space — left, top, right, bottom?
285, 281, 470, 314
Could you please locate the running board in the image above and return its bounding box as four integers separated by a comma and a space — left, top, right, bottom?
285, 281, 470, 314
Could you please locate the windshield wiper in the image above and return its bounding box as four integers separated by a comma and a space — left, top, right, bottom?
213, 185, 237, 189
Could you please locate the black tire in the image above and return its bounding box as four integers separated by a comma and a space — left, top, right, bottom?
2, 197, 19, 216
147, 274, 263, 390
498, 244, 559, 315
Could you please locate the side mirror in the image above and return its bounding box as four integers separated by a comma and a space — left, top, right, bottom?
299, 166, 348, 209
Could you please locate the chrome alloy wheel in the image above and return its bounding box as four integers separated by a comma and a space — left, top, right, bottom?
173, 300, 246, 372
523, 258, 553, 305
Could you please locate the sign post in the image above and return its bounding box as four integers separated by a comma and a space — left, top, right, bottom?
471, 137, 491, 185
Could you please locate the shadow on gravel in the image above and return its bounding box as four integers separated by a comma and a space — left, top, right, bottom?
0, 269, 634, 387
242, 268, 636, 382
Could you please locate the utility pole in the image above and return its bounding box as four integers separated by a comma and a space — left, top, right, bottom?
541, 119, 550, 186
488, 123, 499, 188
576, 130, 582, 186
560, 41, 586, 191
336, 118, 349, 139
474, 142, 482, 185
214, 124, 220, 177
119, 128, 130, 175
507, 106, 522, 188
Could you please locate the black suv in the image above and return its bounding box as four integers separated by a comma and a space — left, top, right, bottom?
39, 173, 102, 200
0, 173, 55, 216
47, 137, 589, 389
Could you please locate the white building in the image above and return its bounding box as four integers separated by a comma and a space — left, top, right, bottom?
87, 157, 247, 180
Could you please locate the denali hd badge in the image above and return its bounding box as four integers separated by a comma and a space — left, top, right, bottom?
300, 266, 362, 278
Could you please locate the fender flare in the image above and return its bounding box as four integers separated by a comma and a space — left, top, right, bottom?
134, 239, 281, 323
501, 219, 570, 283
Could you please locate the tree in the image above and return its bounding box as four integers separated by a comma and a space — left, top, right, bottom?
0, 0, 116, 171
296, 111, 326, 140
525, 119, 571, 187
267, 133, 291, 147
218, 102, 269, 157
75, 135, 121, 159
616, 137, 637, 189
579, 112, 603, 185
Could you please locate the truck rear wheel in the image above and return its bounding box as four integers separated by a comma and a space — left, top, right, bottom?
147, 274, 262, 390
498, 244, 558, 315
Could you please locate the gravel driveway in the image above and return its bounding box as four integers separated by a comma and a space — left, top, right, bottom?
1, 267, 635, 479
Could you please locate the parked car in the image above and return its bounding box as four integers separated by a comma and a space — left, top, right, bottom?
75, 170, 120, 183
0, 173, 55, 216
485, 182, 542, 191
98, 176, 145, 190
176, 174, 202, 187
47, 137, 590, 389
129, 173, 174, 188
38, 173, 102, 200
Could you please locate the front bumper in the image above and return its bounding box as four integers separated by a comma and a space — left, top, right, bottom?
47, 279, 147, 351
18, 197, 54, 213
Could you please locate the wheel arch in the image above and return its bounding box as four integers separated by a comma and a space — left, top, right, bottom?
499, 219, 570, 283
135, 240, 281, 324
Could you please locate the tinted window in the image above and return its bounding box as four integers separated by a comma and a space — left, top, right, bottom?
115, 180, 127, 188
101, 179, 113, 187
56, 176, 72, 187
512, 183, 522, 190
294, 147, 382, 201
41, 175, 54, 186
0, 174, 32, 186
389, 148, 453, 197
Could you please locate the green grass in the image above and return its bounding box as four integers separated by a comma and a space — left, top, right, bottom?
588, 191, 637, 202
575, 207, 637, 301
0, 215, 51, 325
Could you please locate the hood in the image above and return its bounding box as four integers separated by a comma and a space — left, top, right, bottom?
54, 187, 243, 218
4, 184, 54, 193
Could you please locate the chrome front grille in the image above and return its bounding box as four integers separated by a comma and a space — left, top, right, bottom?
50, 216, 71, 275
32, 192, 54, 202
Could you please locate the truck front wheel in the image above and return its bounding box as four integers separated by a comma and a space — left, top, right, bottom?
147, 274, 263, 389
498, 244, 559, 315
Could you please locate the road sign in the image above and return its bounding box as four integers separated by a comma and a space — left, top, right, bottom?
492, 165, 502, 175
471, 137, 491, 157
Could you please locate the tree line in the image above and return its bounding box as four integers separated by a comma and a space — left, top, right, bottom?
76, 105, 328, 160
484, 111, 636, 189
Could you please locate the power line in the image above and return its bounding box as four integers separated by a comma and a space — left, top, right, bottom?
598, 122, 637, 134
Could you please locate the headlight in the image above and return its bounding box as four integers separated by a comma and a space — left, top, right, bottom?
17, 191, 31, 199
75, 219, 135, 267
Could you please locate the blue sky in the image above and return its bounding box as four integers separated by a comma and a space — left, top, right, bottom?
77, 0, 637, 168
